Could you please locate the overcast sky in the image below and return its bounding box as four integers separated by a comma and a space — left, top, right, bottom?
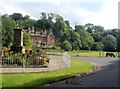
0, 0, 119, 29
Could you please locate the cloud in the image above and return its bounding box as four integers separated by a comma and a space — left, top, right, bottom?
0, 0, 118, 29
0, 2, 28, 15
99, 0, 118, 29
0, 0, 108, 3
75, 0, 118, 29
0, 2, 36, 19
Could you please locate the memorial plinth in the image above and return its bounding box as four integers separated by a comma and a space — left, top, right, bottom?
11, 28, 25, 53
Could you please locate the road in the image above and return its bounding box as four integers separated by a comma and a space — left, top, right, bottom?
49, 55, 118, 66
45, 55, 119, 87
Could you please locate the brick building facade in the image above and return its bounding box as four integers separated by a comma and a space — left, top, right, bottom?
25, 26, 55, 47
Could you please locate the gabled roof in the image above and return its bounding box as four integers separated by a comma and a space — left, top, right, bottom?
47, 32, 55, 38
23, 27, 55, 38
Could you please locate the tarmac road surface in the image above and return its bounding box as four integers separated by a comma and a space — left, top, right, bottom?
45, 55, 119, 87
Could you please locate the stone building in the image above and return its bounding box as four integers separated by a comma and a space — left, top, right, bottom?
24, 26, 55, 47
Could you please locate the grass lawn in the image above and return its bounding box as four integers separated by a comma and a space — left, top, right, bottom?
47, 49, 118, 58
46, 49, 64, 55
2, 59, 94, 88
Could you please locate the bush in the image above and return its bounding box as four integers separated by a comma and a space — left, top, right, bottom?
60, 40, 72, 51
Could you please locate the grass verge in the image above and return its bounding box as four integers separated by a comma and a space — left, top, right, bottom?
47, 50, 118, 58
2, 59, 94, 88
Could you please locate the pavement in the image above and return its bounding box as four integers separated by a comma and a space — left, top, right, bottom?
0, 60, 69, 73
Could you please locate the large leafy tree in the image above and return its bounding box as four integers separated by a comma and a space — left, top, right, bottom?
35, 18, 53, 30
59, 30, 81, 50
85, 23, 94, 33
22, 15, 36, 29
10, 13, 24, 28
35, 12, 54, 31
91, 42, 104, 51
60, 40, 72, 51
53, 14, 68, 39
102, 29, 119, 38
93, 25, 104, 34
91, 33, 103, 42
75, 25, 85, 32
68, 31, 82, 50
103, 35, 117, 51
10, 13, 24, 21
2, 14, 16, 47
78, 29, 94, 50
71, 39, 82, 50
10, 13, 36, 29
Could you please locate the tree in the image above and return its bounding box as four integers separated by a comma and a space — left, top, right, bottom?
91, 33, 103, 42
85, 23, 94, 29
87, 36, 94, 49
93, 25, 104, 34
102, 29, 118, 39
23, 19, 36, 29
110, 29, 119, 38
60, 40, 72, 51
91, 42, 104, 51
35, 12, 55, 31
59, 30, 82, 51
75, 25, 85, 32
10, 13, 24, 21
2, 14, 16, 47
53, 14, 68, 39
103, 35, 117, 52
64, 20, 72, 30
68, 31, 81, 50
10, 13, 24, 28
23, 15, 30, 20
40, 12, 47, 19
85, 23, 94, 33
71, 39, 82, 50
78, 29, 94, 50
23, 32, 32, 50
59, 32, 69, 42
48, 13, 55, 21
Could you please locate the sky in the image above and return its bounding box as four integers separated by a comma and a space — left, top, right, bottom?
0, 0, 119, 30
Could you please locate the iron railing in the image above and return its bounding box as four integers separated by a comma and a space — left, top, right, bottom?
1, 52, 49, 68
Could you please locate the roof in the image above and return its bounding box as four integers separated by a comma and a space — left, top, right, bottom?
47, 32, 55, 38
23, 27, 55, 38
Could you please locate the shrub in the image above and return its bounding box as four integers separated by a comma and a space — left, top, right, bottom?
2, 49, 50, 67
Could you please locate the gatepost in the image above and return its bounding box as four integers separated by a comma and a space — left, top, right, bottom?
63, 52, 71, 68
